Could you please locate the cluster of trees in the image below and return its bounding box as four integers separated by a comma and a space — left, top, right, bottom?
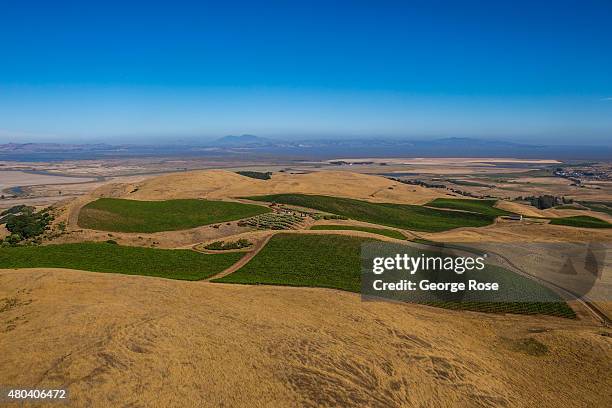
387, 177, 489, 199
389, 177, 447, 189
519, 195, 573, 210
204, 238, 252, 250
329, 161, 380, 165
236, 171, 272, 180
0, 205, 54, 246
0, 204, 29, 223
446, 187, 483, 199
312, 214, 348, 220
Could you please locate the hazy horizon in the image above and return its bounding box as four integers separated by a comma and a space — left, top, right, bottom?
3, 133, 612, 148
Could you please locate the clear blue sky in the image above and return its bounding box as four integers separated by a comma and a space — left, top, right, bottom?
1, 0, 611, 144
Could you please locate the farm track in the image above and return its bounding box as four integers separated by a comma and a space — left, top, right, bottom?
202, 223, 611, 326
482, 247, 611, 327
204, 234, 274, 281
65, 187, 609, 325
67, 197, 92, 228
416, 235, 611, 326
215, 218, 610, 326
203, 228, 411, 281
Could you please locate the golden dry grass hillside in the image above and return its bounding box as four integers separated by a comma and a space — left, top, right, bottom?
494, 201, 549, 218
497, 200, 612, 223
108, 170, 449, 204
422, 219, 612, 243
44, 169, 610, 249
50, 170, 450, 247
1, 269, 610, 408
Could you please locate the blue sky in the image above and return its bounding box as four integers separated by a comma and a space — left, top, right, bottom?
1, 0, 611, 144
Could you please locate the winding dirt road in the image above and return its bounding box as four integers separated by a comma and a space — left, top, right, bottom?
204, 233, 274, 281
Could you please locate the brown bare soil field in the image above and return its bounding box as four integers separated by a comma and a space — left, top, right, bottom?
514, 177, 572, 185
1, 268, 610, 408
0, 170, 96, 191
457, 179, 611, 202
328, 158, 561, 165
0, 174, 154, 212
329, 158, 560, 176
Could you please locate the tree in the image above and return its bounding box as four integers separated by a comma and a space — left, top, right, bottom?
5, 208, 53, 240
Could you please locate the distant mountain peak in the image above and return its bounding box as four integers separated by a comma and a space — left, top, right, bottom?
213, 134, 274, 147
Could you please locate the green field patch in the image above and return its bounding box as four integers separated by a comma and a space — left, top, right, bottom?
214, 234, 574, 318
426, 198, 512, 217
416, 300, 574, 317
579, 201, 612, 216
246, 194, 493, 232
78, 198, 270, 233
310, 224, 406, 240
554, 204, 586, 210
549, 215, 611, 229
0, 242, 243, 280
214, 234, 369, 291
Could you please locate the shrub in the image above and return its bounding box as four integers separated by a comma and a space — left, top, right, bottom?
5, 234, 22, 246
204, 238, 253, 250
5, 208, 53, 240
0, 205, 30, 216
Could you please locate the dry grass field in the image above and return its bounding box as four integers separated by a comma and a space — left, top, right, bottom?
1, 269, 610, 408
2, 165, 611, 407
41, 170, 451, 248
41, 169, 609, 249
116, 170, 450, 204
420, 218, 612, 243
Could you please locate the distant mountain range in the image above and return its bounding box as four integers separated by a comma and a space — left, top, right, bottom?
213, 134, 277, 147
0, 142, 116, 152
203, 136, 609, 160
1, 136, 610, 161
